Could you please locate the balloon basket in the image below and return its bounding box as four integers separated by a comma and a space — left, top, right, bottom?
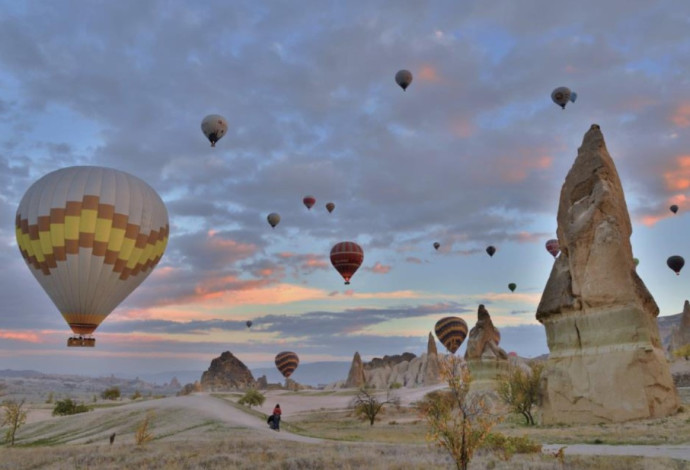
67, 337, 95, 347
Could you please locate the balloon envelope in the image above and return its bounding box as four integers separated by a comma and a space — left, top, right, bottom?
667, 255, 685, 275
267, 212, 280, 228
434, 317, 468, 354
433, 242, 440, 250
330, 241, 364, 285
670, 205, 679, 214
486, 245, 496, 257
201, 114, 228, 147
15, 166, 169, 338
395, 69, 413, 91
545, 239, 560, 258
508, 283, 516, 292
551, 87, 573, 109
303, 196, 316, 210
326, 202, 335, 213
246, 320, 253, 328
275, 351, 299, 378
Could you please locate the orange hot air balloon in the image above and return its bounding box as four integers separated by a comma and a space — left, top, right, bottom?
330, 241, 364, 285
434, 316, 468, 354
275, 351, 299, 378
303, 196, 316, 210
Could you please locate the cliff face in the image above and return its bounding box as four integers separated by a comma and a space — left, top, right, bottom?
200, 351, 255, 391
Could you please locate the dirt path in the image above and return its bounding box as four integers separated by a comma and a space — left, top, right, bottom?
542, 444, 690, 461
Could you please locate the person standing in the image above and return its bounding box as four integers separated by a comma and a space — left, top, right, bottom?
272, 404, 281, 431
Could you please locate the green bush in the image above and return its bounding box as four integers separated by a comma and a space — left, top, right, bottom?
390, 382, 402, 389
101, 387, 121, 400
52, 399, 91, 416
481, 432, 542, 460
237, 389, 265, 409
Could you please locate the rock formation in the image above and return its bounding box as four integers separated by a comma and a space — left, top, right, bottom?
536, 124, 679, 424
464, 305, 508, 391
364, 353, 417, 370
669, 300, 690, 353
424, 332, 441, 385
200, 351, 255, 391
345, 352, 367, 388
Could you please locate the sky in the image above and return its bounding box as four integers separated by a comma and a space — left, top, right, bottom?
1, 0, 690, 380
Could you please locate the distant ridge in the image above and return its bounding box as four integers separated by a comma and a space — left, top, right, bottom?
0, 369, 45, 378
252, 361, 350, 387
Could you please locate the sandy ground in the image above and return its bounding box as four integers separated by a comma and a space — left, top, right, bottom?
542, 444, 690, 461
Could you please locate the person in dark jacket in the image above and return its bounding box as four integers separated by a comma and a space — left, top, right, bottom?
272, 404, 281, 431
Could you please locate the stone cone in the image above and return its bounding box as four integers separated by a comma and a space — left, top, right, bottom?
536, 124, 678, 424
345, 351, 366, 388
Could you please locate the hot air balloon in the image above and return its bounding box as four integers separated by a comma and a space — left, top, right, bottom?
545, 239, 560, 258
395, 69, 413, 91
433, 242, 440, 251
434, 317, 468, 354
15, 166, 169, 347
201, 114, 228, 147
275, 351, 299, 378
267, 212, 280, 228
633, 257, 640, 267
486, 246, 496, 257
670, 205, 679, 214
303, 196, 316, 210
325, 202, 335, 213
508, 283, 516, 292
246, 320, 253, 328
551, 87, 577, 109
667, 255, 685, 275
330, 241, 364, 285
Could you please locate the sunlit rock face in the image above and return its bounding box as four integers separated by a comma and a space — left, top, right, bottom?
536, 125, 679, 424
200, 351, 255, 391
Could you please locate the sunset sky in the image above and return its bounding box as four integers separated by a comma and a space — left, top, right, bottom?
1, 1, 690, 380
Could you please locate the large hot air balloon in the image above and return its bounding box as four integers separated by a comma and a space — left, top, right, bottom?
330, 241, 364, 285
434, 317, 468, 354
508, 283, 516, 292
275, 351, 299, 378
201, 114, 228, 147
246, 320, 253, 328
667, 255, 685, 275
395, 69, 413, 91
551, 87, 577, 109
670, 205, 679, 214
433, 242, 440, 251
545, 239, 560, 258
267, 212, 280, 228
325, 202, 335, 213
486, 245, 496, 257
303, 196, 316, 210
15, 166, 169, 347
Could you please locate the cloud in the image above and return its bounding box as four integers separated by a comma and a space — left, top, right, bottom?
367, 262, 391, 274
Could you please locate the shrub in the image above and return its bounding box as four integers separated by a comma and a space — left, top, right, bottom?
52, 398, 91, 416
496, 361, 543, 425
1, 399, 28, 446
351, 389, 400, 426
101, 387, 121, 400
134, 412, 155, 445
482, 432, 542, 460
238, 389, 265, 409
390, 382, 403, 389
131, 390, 142, 400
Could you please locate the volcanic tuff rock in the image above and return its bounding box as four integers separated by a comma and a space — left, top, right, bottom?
536, 125, 678, 424
669, 300, 690, 353
345, 352, 366, 388
200, 351, 255, 391
464, 305, 508, 391
424, 332, 442, 385
364, 353, 417, 370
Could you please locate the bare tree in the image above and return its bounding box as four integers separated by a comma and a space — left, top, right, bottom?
351, 388, 400, 426
1, 399, 28, 446
419, 355, 499, 470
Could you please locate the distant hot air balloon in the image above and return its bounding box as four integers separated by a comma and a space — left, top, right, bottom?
325, 202, 335, 213
667, 255, 685, 275
201, 114, 228, 147
434, 317, 468, 354
330, 241, 364, 285
486, 246, 496, 257
267, 212, 280, 228
433, 242, 440, 251
15, 166, 169, 347
395, 69, 413, 91
246, 320, 253, 328
275, 351, 299, 378
633, 257, 640, 267
303, 196, 316, 210
670, 205, 679, 214
551, 87, 577, 109
508, 283, 516, 292
545, 239, 560, 258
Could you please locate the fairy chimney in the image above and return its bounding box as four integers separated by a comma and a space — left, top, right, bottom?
345, 351, 366, 388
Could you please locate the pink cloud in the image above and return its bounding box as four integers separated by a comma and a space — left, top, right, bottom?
367, 262, 391, 274
419, 64, 439, 82
450, 117, 476, 138
406, 256, 423, 264
670, 103, 690, 128
498, 150, 553, 183
0, 331, 41, 343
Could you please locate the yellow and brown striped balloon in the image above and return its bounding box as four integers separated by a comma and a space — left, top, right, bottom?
434, 316, 468, 354
275, 351, 299, 378
15, 166, 169, 337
